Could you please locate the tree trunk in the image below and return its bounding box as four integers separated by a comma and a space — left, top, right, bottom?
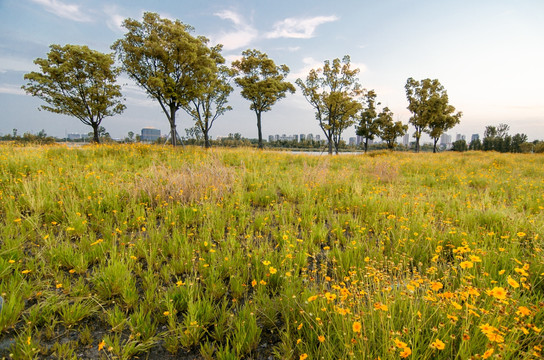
204, 131, 211, 148
256, 111, 263, 149
169, 104, 177, 147
433, 138, 439, 153
364, 138, 369, 153
414, 135, 420, 153
91, 123, 100, 144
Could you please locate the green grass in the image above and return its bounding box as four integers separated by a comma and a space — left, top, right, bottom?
0, 143, 543, 359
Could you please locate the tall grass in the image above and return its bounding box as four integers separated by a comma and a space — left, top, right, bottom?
0, 143, 542, 359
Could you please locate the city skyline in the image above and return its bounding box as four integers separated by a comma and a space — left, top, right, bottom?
1, 0, 543, 141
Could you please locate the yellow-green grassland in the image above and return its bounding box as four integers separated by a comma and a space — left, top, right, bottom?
0, 144, 543, 359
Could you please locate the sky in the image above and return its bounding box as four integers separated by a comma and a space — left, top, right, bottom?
1, 0, 543, 141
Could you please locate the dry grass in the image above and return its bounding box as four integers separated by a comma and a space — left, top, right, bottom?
131, 157, 235, 205
369, 159, 399, 183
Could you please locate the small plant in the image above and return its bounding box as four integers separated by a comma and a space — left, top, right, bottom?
58, 300, 97, 327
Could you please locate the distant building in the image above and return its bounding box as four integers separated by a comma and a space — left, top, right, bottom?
307, 133, 314, 141
300, 134, 306, 141
440, 133, 452, 147
67, 133, 89, 140
315, 135, 321, 142
268, 135, 275, 142
403, 133, 410, 146
455, 133, 466, 142
349, 137, 356, 146
141, 127, 160, 142
274, 134, 280, 141
471, 134, 479, 142
293, 134, 299, 142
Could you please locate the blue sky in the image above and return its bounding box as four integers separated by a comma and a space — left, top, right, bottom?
1, 0, 543, 141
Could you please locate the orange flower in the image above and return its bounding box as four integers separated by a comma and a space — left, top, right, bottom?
299, 354, 308, 360
516, 306, 531, 317
400, 347, 412, 358
507, 276, 519, 288
430, 339, 445, 350
394, 339, 407, 348
430, 282, 443, 291
482, 349, 494, 359
98, 340, 106, 351
487, 287, 507, 300
352, 321, 362, 333
318, 335, 325, 343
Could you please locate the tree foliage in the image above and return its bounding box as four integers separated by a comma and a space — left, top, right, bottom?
405, 77, 461, 152
296, 56, 362, 154
112, 12, 216, 146
182, 46, 233, 148
378, 107, 408, 149
232, 49, 295, 149
482, 123, 528, 153
22, 44, 125, 143
356, 90, 382, 153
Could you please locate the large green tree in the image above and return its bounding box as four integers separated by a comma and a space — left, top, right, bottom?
112, 12, 216, 146
405, 78, 461, 153
296, 56, 362, 154
378, 107, 408, 150
356, 90, 382, 153
182, 46, 233, 148
232, 49, 295, 149
22, 44, 125, 143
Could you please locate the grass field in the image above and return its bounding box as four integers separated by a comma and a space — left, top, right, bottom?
0, 144, 543, 359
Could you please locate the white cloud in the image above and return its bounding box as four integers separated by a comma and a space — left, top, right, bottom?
0, 56, 36, 73
266, 15, 339, 39
0, 84, 26, 96
289, 57, 324, 81
212, 10, 258, 51
30, 0, 92, 22
104, 5, 126, 33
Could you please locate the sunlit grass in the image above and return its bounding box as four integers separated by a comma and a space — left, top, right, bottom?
0, 143, 543, 359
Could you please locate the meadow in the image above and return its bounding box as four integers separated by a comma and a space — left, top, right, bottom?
0, 144, 542, 359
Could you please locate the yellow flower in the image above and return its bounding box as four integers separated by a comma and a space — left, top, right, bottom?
507, 276, 519, 288
98, 340, 105, 351
269, 266, 277, 274
299, 354, 308, 360
517, 232, 526, 238
259, 280, 267, 285
352, 321, 362, 333
430, 339, 445, 350
251, 279, 257, 287
262, 260, 271, 266
469, 255, 482, 262
430, 282, 443, 291
447, 314, 458, 323
318, 335, 325, 343
516, 306, 531, 317
14, 218, 22, 223
324, 292, 337, 301
487, 287, 507, 300
307, 295, 318, 302
56, 283, 63, 289
373, 303, 388, 311
163, 311, 170, 316
400, 347, 412, 358
21, 269, 31, 274
482, 349, 494, 359
394, 339, 407, 348
460, 261, 473, 269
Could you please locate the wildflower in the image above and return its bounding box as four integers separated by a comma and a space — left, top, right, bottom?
8, 260, 15, 264
163, 311, 170, 316
373, 303, 388, 311
98, 340, 105, 351
297, 323, 303, 330
400, 347, 412, 358
516, 306, 531, 317
394, 339, 407, 348
251, 279, 257, 287
318, 335, 325, 343
352, 321, 362, 333
262, 260, 271, 266
259, 280, 267, 285
307, 295, 318, 302
482, 349, 494, 359
90, 239, 103, 246
517, 232, 526, 238
447, 314, 458, 323
430, 282, 443, 291
21, 270, 31, 274
487, 287, 507, 300
14, 218, 22, 223
296, 339, 302, 344
460, 261, 473, 269
324, 292, 337, 301
176, 280, 185, 286
269, 267, 277, 274
430, 339, 445, 350
507, 276, 519, 288
299, 354, 308, 360
469, 255, 482, 262
56, 283, 63, 289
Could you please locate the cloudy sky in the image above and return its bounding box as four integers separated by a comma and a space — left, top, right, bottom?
1, 0, 543, 141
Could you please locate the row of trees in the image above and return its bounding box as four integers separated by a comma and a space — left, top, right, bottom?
22, 12, 462, 154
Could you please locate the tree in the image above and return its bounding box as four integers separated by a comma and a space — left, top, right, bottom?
296, 56, 362, 154
405, 78, 461, 153
112, 12, 216, 146
356, 90, 382, 153
22, 44, 125, 143
378, 108, 407, 149
452, 139, 467, 152
182, 46, 233, 148
232, 49, 295, 149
